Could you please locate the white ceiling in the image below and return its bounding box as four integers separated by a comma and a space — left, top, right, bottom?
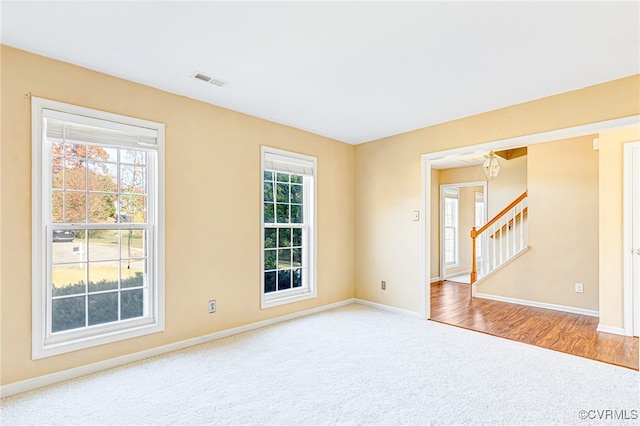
2, 1, 639, 145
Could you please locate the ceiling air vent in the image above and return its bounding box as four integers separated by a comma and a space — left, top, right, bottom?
193, 72, 229, 87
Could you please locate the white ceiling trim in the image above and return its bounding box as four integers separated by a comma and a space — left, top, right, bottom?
426, 115, 640, 169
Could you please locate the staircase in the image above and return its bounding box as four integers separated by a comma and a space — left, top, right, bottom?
470, 190, 528, 295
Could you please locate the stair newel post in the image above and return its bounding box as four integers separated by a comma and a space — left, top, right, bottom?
470, 227, 478, 297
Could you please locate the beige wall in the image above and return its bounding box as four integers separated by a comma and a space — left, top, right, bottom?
0, 46, 355, 386
354, 74, 639, 314
477, 136, 600, 311
598, 126, 640, 328
437, 156, 527, 218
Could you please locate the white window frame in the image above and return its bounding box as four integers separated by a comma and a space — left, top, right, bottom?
32, 97, 165, 359
261, 146, 317, 309
442, 187, 459, 268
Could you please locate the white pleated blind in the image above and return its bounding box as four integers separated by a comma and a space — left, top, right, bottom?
444, 189, 459, 199
264, 152, 315, 176
43, 109, 158, 149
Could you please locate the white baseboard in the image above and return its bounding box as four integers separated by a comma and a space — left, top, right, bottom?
474, 292, 599, 317
596, 324, 627, 336
354, 298, 421, 318
0, 298, 355, 399
430, 277, 441, 284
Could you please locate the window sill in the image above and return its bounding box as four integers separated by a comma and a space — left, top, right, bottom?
34, 318, 164, 360
261, 289, 316, 309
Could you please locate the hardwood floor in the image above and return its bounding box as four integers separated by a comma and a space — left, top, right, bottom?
430, 280, 639, 370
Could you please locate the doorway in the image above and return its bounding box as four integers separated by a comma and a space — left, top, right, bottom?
439, 181, 487, 284
418, 116, 640, 320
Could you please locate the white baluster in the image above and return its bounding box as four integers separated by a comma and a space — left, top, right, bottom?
492, 223, 496, 270
507, 209, 512, 259
519, 201, 524, 251
512, 206, 517, 255
499, 217, 503, 265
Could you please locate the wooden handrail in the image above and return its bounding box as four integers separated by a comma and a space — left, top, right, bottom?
471, 191, 528, 238
470, 190, 528, 288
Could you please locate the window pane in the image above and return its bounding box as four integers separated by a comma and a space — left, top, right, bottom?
264, 271, 276, 293
64, 160, 86, 190
52, 160, 63, 189
88, 161, 117, 191
290, 174, 303, 184
52, 264, 86, 297
88, 263, 119, 292
121, 149, 146, 165
264, 228, 277, 248
278, 270, 291, 291
64, 143, 87, 158
88, 292, 118, 326
290, 205, 303, 224
264, 249, 276, 270
264, 182, 274, 202
64, 192, 86, 222
88, 193, 117, 223
264, 171, 273, 181
278, 228, 291, 248
445, 228, 454, 243
100, 146, 119, 163
264, 203, 274, 223
121, 230, 145, 259
52, 228, 76, 248
276, 183, 289, 203
120, 195, 146, 223
292, 228, 302, 247
52, 191, 64, 222
291, 184, 303, 203
122, 260, 145, 288
121, 289, 144, 320
293, 268, 302, 288
89, 230, 120, 261
278, 249, 291, 269
292, 248, 302, 267
52, 296, 86, 332
276, 204, 289, 223
445, 254, 454, 264
52, 228, 85, 257
276, 173, 289, 182
120, 165, 146, 194
51, 142, 64, 156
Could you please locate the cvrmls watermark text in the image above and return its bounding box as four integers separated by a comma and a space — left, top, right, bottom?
578, 409, 638, 421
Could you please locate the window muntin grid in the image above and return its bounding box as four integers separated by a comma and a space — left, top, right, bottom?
48, 139, 151, 334
263, 171, 306, 294
444, 190, 459, 266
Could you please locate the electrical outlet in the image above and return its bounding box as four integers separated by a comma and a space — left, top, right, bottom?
208, 300, 216, 313
575, 283, 584, 293
381, 280, 386, 290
